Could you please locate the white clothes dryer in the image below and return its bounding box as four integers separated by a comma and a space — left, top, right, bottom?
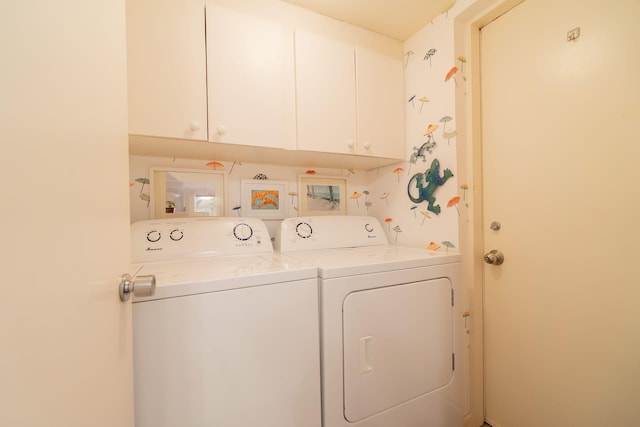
277, 215, 463, 427
131, 217, 321, 427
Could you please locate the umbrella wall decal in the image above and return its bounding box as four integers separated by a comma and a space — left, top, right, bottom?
205, 161, 224, 169
405, 50, 414, 68
134, 177, 149, 194
392, 225, 402, 243
232, 205, 241, 216
424, 48, 437, 68
445, 66, 458, 87
420, 211, 432, 225
393, 167, 405, 182
457, 55, 467, 73
427, 242, 441, 251
439, 116, 453, 134
423, 123, 439, 137
443, 130, 458, 144
419, 97, 430, 113
229, 161, 242, 174
408, 95, 416, 108
139, 192, 150, 207
350, 192, 362, 207
447, 196, 461, 215
384, 217, 393, 231
460, 184, 469, 201
380, 192, 390, 205
441, 241, 455, 252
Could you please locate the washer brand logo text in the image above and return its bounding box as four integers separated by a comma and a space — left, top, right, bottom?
146, 247, 163, 251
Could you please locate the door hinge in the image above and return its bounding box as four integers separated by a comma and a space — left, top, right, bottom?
451, 289, 455, 306
452, 353, 456, 371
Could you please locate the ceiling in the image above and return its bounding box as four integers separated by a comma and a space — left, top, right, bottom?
280, 0, 457, 41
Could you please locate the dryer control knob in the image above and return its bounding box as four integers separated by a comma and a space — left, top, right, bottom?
296, 222, 313, 239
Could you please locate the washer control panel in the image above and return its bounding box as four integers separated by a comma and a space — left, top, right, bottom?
276, 216, 388, 251
132, 217, 272, 263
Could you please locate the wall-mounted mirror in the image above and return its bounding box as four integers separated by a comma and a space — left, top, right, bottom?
150, 167, 227, 218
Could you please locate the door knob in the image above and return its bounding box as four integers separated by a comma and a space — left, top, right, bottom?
484, 249, 504, 265
119, 273, 156, 302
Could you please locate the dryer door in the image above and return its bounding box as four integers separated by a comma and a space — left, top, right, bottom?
342, 278, 453, 422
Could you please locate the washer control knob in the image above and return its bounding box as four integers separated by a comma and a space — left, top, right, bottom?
146, 230, 161, 242
169, 229, 184, 241
364, 223, 374, 232
296, 222, 313, 239
233, 223, 253, 241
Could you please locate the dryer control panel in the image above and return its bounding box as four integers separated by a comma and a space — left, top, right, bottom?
131, 217, 272, 263
276, 216, 388, 251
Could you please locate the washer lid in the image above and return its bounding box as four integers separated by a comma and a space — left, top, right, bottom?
131, 253, 316, 302
285, 245, 461, 279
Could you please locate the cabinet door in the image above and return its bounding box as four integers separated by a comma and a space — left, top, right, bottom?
206, 3, 295, 149
295, 30, 357, 155
356, 46, 405, 159
127, 0, 208, 140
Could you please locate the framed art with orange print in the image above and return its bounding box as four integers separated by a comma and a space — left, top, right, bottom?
240, 179, 288, 219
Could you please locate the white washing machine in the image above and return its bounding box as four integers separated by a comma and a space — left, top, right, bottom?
130, 217, 321, 427
277, 216, 463, 427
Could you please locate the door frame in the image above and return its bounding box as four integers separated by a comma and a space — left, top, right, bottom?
452, 1, 524, 425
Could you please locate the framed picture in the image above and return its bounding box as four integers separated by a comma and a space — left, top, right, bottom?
150, 167, 227, 219
240, 179, 288, 219
298, 175, 347, 216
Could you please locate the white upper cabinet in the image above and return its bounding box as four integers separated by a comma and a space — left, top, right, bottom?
355, 46, 405, 159
295, 30, 404, 159
294, 30, 357, 155
126, 0, 208, 140
206, 3, 295, 149
126, 0, 405, 167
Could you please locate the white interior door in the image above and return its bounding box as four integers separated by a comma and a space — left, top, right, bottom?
481, 0, 640, 425
0, 1, 133, 426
